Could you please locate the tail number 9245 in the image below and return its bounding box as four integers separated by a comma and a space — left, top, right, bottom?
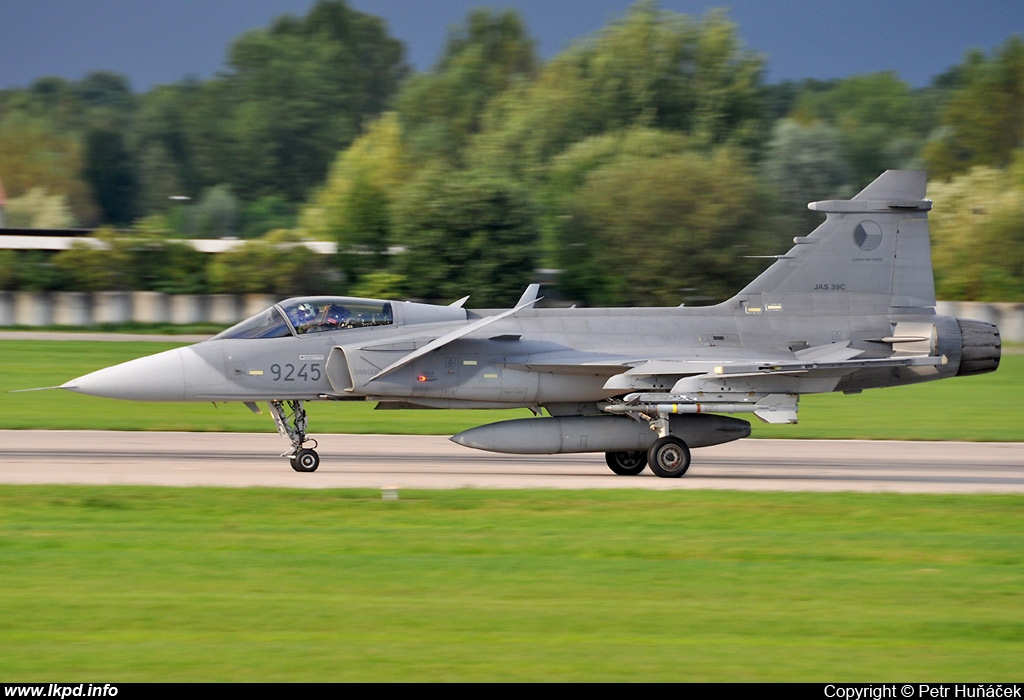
270, 363, 322, 382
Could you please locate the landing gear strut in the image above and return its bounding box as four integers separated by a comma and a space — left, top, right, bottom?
269, 399, 320, 472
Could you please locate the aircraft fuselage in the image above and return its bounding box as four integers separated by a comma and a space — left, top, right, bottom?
54, 171, 1002, 476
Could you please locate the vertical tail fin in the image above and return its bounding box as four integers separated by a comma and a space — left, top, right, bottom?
735, 170, 934, 316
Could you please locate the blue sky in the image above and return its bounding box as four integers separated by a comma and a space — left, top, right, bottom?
2, 0, 1022, 91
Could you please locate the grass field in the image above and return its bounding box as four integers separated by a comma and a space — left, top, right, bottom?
0, 486, 1021, 681
2, 339, 1022, 440
2, 339, 1022, 682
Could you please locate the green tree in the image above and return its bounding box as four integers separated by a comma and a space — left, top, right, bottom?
301, 113, 407, 281
201, 0, 407, 202
133, 82, 200, 214
538, 126, 696, 266
2, 251, 65, 291
122, 218, 209, 293
4, 188, 75, 228
761, 119, 852, 230
208, 229, 338, 296
83, 127, 139, 225
396, 8, 537, 163
51, 228, 212, 294
788, 72, 925, 186
554, 145, 779, 306
238, 196, 297, 239
924, 37, 1024, 178
390, 167, 538, 305
1, 72, 142, 225
469, 3, 764, 177
136, 141, 186, 218
0, 250, 20, 289
72, 72, 134, 118
0, 72, 134, 138
929, 160, 1024, 301
0, 113, 96, 224
52, 229, 136, 291
348, 271, 407, 299
192, 185, 239, 238
3, 77, 81, 133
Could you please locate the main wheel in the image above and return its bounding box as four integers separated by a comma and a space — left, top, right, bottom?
605, 451, 647, 476
290, 448, 320, 473
648, 436, 691, 478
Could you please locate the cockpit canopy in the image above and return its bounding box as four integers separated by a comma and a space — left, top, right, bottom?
213, 297, 393, 340
211, 295, 468, 340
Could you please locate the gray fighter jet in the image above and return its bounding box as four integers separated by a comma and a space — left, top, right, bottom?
58, 171, 1000, 476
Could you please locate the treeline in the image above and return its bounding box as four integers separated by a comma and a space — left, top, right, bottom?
1, 0, 1022, 304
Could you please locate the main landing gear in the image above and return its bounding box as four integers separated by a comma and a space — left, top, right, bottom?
603, 412, 693, 478
647, 436, 691, 478
605, 450, 647, 476
604, 437, 692, 478
269, 399, 320, 472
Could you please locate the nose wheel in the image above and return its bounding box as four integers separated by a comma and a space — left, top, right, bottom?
269, 399, 320, 472
290, 447, 320, 472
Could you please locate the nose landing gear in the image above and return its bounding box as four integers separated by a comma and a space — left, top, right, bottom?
269, 399, 320, 472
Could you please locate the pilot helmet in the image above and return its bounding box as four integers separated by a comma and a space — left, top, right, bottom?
324, 305, 349, 325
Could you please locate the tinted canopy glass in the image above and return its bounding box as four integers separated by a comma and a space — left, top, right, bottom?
282, 297, 393, 335
213, 297, 394, 340
212, 306, 292, 339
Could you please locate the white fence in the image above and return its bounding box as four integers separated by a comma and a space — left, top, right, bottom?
0, 291, 280, 329
934, 301, 1024, 342
1, 292, 1022, 341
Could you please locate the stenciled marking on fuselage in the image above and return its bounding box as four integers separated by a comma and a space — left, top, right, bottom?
268, 363, 322, 382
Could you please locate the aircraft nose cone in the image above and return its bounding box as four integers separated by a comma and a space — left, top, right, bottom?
62, 347, 188, 401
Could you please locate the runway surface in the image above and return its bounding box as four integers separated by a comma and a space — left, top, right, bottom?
1, 430, 1022, 493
